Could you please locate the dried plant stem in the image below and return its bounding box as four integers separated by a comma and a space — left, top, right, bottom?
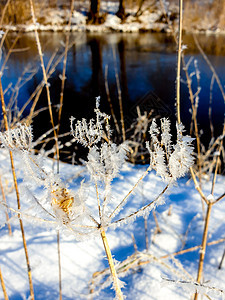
95, 181, 102, 221
0, 35, 20, 75
104, 65, 120, 134
0, 0, 10, 26
161, 0, 203, 185
209, 75, 215, 138
0, 77, 34, 300
193, 34, 225, 186
57, 0, 74, 171
19, 50, 58, 123
168, 204, 172, 216
54, 2, 75, 292
57, 0, 74, 124
193, 35, 225, 102
112, 47, 126, 142
0, 267, 8, 300
162, 237, 225, 259
112, 183, 170, 227
100, 226, 124, 300
93, 237, 225, 282
190, 167, 208, 204
194, 202, 212, 300
28, 4, 64, 293
211, 151, 221, 196
210, 123, 225, 195
0, 176, 12, 235
110, 165, 151, 219
214, 192, 225, 205
176, 0, 183, 125
218, 248, 225, 270
153, 211, 162, 234
131, 233, 138, 253
29, 0, 59, 162
182, 58, 202, 183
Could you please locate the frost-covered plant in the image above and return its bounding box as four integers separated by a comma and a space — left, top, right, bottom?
70, 96, 110, 148
0, 123, 33, 151
70, 98, 194, 299
0, 123, 93, 237
146, 118, 195, 182
0, 99, 194, 300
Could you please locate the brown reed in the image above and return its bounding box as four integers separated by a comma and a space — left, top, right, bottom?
0, 76, 34, 299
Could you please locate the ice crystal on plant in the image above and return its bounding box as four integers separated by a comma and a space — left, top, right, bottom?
0, 123, 33, 152
147, 118, 194, 181
86, 142, 128, 183
168, 123, 195, 180
161, 118, 172, 156
70, 97, 110, 148
149, 118, 160, 144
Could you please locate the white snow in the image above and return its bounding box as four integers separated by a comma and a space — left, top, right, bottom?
0, 1, 170, 34
0, 145, 225, 299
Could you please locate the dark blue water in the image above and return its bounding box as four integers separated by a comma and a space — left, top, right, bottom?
1, 32, 225, 163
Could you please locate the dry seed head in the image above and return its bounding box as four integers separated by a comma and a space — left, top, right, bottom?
51, 187, 74, 224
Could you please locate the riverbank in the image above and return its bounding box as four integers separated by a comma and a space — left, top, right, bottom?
1, 1, 225, 35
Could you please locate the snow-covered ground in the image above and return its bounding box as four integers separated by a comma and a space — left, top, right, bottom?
2, 8, 167, 33
2, 1, 225, 34
0, 144, 225, 299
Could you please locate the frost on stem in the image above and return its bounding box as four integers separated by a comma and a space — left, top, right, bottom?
70, 97, 111, 148
86, 142, 128, 184
0, 124, 91, 235
70, 97, 128, 226
0, 123, 33, 152
71, 98, 127, 186
169, 123, 195, 180
147, 118, 194, 181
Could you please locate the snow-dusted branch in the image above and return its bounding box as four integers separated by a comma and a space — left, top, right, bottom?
109, 182, 170, 228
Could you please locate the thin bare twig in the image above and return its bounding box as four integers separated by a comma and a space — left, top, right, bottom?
131, 233, 138, 253
104, 64, 120, 134
111, 183, 170, 227
0, 175, 12, 235
112, 47, 126, 142
218, 247, 225, 270
0, 0, 11, 27
29, 0, 59, 163
57, 0, 74, 172
194, 202, 212, 300
176, 0, 183, 125
110, 166, 151, 219
0, 267, 8, 300
0, 77, 34, 299
189, 167, 208, 205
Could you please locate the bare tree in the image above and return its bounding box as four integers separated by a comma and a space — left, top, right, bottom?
87, 0, 105, 24
135, 0, 157, 17
116, 0, 126, 20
